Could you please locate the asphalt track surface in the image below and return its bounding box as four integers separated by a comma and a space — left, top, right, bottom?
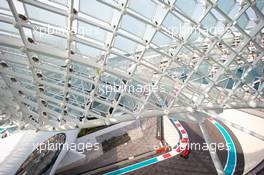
125, 121, 219, 175
98, 120, 244, 175
64, 119, 244, 175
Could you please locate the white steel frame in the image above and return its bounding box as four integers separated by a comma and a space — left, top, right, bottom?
0, 0, 263, 130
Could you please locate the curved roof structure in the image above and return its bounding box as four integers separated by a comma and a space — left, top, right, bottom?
0, 0, 264, 130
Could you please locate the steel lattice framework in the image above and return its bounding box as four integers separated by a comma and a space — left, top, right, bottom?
0, 0, 263, 130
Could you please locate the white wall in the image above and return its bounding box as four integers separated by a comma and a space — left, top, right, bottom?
163, 116, 180, 147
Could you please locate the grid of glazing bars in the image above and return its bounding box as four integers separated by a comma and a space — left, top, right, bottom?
0, 0, 263, 130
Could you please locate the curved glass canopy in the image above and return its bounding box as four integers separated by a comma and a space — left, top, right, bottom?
0, 0, 263, 130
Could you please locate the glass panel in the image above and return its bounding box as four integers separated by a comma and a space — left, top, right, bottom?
25, 4, 67, 28
100, 72, 122, 86
0, 0, 9, 9
75, 42, 104, 59
32, 30, 67, 50
121, 15, 147, 37
96, 84, 120, 102
175, 0, 196, 17
127, 80, 146, 99
79, 0, 114, 23
78, 21, 109, 41
237, 14, 249, 29
134, 65, 155, 83
256, 0, 264, 12
113, 35, 141, 54
45, 87, 63, 101
90, 101, 110, 117
201, 12, 217, 30
106, 54, 135, 74
71, 61, 97, 79
198, 60, 211, 76
217, 0, 235, 15
162, 13, 184, 33
128, 0, 157, 19
119, 95, 140, 112
0, 22, 19, 38
152, 31, 173, 46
